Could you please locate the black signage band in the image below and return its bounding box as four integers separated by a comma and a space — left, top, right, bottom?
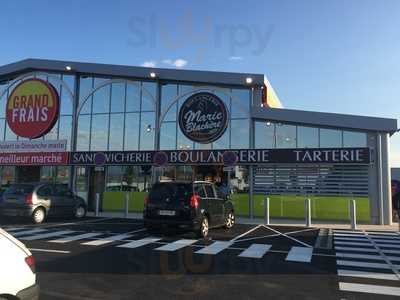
70, 148, 371, 166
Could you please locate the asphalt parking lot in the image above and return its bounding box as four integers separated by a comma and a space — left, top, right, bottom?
2, 217, 400, 299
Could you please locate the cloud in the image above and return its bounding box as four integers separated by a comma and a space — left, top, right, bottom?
229, 56, 243, 60
162, 58, 188, 68
141, 61, 157, 68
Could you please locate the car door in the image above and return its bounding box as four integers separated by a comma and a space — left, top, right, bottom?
54, 184, 75, 215
212, 184, 226, 223
204, 183, 223, 226
36, 184, 54, 215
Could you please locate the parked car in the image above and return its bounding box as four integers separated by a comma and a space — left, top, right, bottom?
0, 183, 87, 224
0, 228, 39, 299
143, 181, 235, 238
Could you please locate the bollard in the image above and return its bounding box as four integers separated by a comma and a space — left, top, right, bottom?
264, 196, 270, 225
305, 198, 311, 227
350, 199, 357, 230
124, 192, 129, 218
95, 193, 100, 217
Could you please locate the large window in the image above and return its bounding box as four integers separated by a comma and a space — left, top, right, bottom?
254, 121, 367, 150
320, 128, 342, 148
343, 131, 367, 147
255, 121, 275, 148
76, 78, 156, 151
276, 124, 296, 148
297, 126, 318, 148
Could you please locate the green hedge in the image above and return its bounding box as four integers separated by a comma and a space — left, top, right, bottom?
102, 191, 370, 222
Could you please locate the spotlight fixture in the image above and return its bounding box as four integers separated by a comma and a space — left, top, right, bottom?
150, 72, 156, 78
65, 66, 72, 71
245, 77, 253, 84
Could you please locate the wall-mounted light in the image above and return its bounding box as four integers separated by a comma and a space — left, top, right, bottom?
146, 124, 154, 132
245, 77, 253, 84
65, 66, 72, 71
266, 122, 272, 126
150, 72, 157, 78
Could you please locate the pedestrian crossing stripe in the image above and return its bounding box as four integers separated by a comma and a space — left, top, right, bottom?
238, 244, 271, 258
334, 241, 376, 247
286, 246, 313, 263
154, 239, 197, 252
50, 232, 103, 243
339, 282, 400, 296
334, 246, 379, 253
22, 230, 75, 241
337, 259, 394, 270
195, 241, 232, 255
338, 269, 399, 281
117, 237, 161, 249
81, 233, 133, 246
13, 228, 48, 237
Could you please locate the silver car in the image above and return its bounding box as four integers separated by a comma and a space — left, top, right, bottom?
0, 183, 87, 224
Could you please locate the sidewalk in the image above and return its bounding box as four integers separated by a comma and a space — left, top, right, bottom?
87, 211, 400, 232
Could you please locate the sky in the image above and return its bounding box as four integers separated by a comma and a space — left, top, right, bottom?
0, 0, 399, 165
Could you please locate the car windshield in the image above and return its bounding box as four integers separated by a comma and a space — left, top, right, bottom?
149, 183, 192, 203
4, 184, 35, 195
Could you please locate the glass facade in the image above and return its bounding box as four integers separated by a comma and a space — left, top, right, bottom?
76, 78, 156, 151
254, 121, 367, 148
159, 84, 250, 150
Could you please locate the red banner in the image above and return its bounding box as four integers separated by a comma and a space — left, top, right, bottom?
0, 152, 69, 166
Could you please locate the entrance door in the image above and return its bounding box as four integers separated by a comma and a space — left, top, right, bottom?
88, 167, 106, 212
16, 166, 41, 183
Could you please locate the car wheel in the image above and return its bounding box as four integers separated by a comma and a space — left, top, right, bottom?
75, 205, 86, 219
196, 216, 209, 238
224, 211, 235, 229
32, 207, 45, 224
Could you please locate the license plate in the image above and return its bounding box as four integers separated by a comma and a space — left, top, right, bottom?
158, 210, 176, 216
6, 198, 17, 203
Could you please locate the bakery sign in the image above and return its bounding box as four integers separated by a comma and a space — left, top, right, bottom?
178, 92, 228, 143
6, 78, 60, 139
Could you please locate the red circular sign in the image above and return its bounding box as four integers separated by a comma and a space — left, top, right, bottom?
6, 78, 60, 139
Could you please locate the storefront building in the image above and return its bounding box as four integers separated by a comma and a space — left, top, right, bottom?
0, 59, 397, 224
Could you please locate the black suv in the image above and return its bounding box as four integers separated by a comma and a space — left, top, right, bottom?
143, 181, 235, 238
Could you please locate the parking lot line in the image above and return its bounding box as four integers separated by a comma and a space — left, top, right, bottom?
337, 260, 393, 270
334, 246, 379, 253
238, 244, 272, 258
338, 269, 398, 281
12, 228, 48, 237
81, 233, 133, 246
195, 241, 232, 255
285, 246, 313, 263
264, 225, 312, 248
154, 239, 197, 252
117, 237, 161, 249
29, 248, 71, 254
339, 282, 400, 296
49, 232, 104, 243
22, 230, 75, 241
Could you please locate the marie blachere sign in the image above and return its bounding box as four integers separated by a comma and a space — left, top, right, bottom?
6, 78, 60, 139
178, 92, 228, 143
